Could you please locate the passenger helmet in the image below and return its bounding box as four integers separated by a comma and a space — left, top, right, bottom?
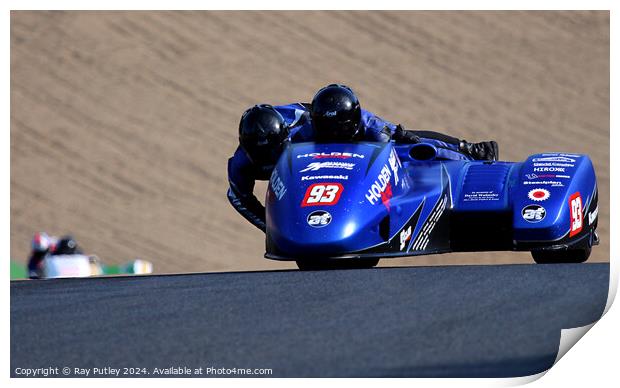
31, 232, 51, 252
310, 84, 362, 142
239, 104, 290, 166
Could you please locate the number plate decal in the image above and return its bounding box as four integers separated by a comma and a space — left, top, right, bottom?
301, 183, 344, 207
569, 192, 583, 237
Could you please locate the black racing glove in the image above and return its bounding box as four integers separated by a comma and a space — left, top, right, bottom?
458, 140, 499, 161
392, 124, 421, 144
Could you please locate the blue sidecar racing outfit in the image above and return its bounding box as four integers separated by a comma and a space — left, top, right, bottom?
227, 103, 469, 232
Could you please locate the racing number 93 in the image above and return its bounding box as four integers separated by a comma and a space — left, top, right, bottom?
301, 183, 344, 207
569, 192, 583, 237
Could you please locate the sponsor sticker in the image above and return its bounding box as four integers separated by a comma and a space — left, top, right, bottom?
589, 205, 598, 226
301, 174, 348, 181
532, 162, 574, 168
532, 156, 576, 163
528, 188, 550, 201
569, 192, 583, 237
301, 183, 344, 207
525, 173, 570, 180
300, 162, 355, 172
297, 152, 365, 159
523, 180, 564, 187
307, 210, 332, 228
269, 170, 287, 200
533, 167, 566, 172
463, 191, 500, 201
380, 184, 393, 210
400, 226, 412, 251
522, 204, 546, 223
411, 195, 448, 251
365, 164, 393, 210
388, 148, 401, 187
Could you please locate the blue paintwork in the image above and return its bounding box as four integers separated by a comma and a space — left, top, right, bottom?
265, 141, 598, 260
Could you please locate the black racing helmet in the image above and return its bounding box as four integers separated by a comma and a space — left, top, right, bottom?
239, 104, 290, 166
53, 235, 81, 255
310, 84, 362, 142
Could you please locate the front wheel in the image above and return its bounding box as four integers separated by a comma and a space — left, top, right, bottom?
296, 258, 380, 271
531, 247, 591, 264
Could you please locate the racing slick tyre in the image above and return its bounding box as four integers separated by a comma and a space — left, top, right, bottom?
295, 258, 380, 271
531, 247, 591, 264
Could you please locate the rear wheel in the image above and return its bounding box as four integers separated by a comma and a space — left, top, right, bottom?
296, 258, 380, 271
531, 247, 591, 264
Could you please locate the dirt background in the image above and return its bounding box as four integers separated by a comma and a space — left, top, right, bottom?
11, 11, 609, 274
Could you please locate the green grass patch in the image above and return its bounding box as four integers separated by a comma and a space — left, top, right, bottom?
11, 261, 28, 280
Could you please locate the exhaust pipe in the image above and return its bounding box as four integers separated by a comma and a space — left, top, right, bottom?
409, 143, 438, 161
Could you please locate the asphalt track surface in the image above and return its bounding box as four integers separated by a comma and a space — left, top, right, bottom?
11, 263, 609, 378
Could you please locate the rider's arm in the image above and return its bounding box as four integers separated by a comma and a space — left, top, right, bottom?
227, 147, 267, 233
361, 109, 496, 160
361, 110, 426, 144
361, 109, 462, 145
394, 125, 471, 160
391, 123, 464, 149
274, 103, 314, 143
273, 103, 310, 127
410, 130, 460, 145
360, 109, 396, 142
361, 110, 476, 161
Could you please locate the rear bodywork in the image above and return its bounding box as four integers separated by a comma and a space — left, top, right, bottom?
265, 142, 598, 261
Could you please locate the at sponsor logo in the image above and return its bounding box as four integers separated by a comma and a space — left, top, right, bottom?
307, 210, 332, 227
297, 152, 365, 159
522, 204, 546, 222
569, 192, 583, 237
300, 162, 355, 172
301, 174, 348, 181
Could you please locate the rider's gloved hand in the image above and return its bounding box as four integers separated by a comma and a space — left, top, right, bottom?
392, 124, 421, 144
458, 140, 499, 161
